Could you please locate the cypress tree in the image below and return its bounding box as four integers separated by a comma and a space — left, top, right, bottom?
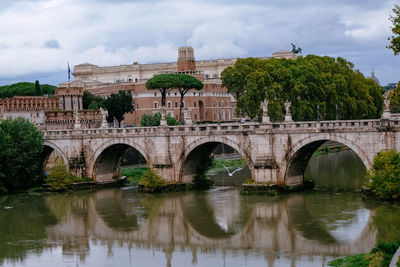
34, 80, 42, 96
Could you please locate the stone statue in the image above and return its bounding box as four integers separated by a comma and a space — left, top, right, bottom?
30, 113, 37, 124
186, 107, 192, 118
285, 100, 291, 115
384, 91, 390, 112
73, 110, 80, 124
262, 100, 268, 115
99, 107, 108, 122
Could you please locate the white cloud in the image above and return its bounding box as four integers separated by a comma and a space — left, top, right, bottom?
0, 0, 398, 85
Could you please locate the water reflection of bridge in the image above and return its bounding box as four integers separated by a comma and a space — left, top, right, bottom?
44, 188, 376, 266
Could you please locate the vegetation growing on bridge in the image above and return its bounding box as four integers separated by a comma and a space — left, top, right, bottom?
140, 112, 180, 126
44, 157, 93, 191
366, 150, 400, 201
0, 82, 56, 98
221, 56, 384, 122
0, 117, 44, 193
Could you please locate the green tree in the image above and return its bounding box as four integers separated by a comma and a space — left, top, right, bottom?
0, 117, 44, 192
173, 74, 203, 122
221, 55, 384, 122
103, 90, 134, 126
34, 80, 42, 96
366, 150, 400, 201
389, 83, 400, 113
0, 82, 56, 99
83, 90, 104, 110
140, 112, 180, 126
387, 4, 400, 55
146, 74, 177, 107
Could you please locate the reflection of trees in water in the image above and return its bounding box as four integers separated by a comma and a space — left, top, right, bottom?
364, 200, 400, 243
306, 149, 366, 190
0, 194, 58, 265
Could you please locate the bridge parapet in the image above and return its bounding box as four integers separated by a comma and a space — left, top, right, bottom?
43, 118, 400, 139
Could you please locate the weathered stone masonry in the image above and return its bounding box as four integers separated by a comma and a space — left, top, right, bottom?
42, 118, 400, 185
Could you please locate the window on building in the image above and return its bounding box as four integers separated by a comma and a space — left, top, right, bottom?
154, 93, 157, 96
193, 92, 196, 96
168, 92, 170, 96
168, 101, 171, 108
135, 78, 138, 82
175, 92, 177, 96
194, 102, 196, 107
182, 102, 185, 108
154, 102, 158, 108
175, 102, 178, 108
195, 114, 197, 120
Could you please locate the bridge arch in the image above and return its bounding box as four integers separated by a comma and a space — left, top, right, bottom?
178, 136, 253, 183
42, 141, 68, 172
89, 139, 150, 181
284, 134, 371, 185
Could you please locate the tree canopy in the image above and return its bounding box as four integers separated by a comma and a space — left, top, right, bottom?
146, 74, 203, 121
221, 55, 384, 122
388, 4, 400, 55
389, 82, 400, 113
140, 112, 180, 126
0, 117, 44, 193
146, 74, 179, 107
83, 90, 105, 110
34, 80, 42, 96
103, 90, 134, 125
0, 82, 56, 98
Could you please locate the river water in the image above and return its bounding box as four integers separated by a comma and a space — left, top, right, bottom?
1, 151, 400, 267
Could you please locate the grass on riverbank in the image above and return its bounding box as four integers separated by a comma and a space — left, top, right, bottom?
207, 158, 247, 174
120, 167, 148, 185
328, 241, 400, 267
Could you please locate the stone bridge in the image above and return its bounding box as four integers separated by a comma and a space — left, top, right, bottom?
42, 118, 400, 185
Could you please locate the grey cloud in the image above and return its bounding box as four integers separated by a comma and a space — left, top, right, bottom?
44, 39, 60, 49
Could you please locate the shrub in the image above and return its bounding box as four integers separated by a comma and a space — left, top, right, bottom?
45, 159, 74, 191
366, 150, 400, 200
45, 158, 92, 191
139, 167, 166, 192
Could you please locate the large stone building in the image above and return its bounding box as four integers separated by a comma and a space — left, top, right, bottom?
63, 47, 298, 125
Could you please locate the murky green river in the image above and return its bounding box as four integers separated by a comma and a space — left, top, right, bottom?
1, 150, 400, 267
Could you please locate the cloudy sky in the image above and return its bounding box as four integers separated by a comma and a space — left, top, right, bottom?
0, 0, 399, 86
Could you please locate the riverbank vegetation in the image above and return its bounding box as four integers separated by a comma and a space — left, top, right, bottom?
221, 55, 384, 121
0, 118, 44, 194
328, 241, 400, 267
44, 158, 92, 191
120, 166, 148, 185
366, 150, 400, 201
0, 82, 56, 98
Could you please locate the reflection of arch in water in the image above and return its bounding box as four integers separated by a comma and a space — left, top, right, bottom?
91, 140, 149, 181
94, 189, 149, 232
179, 137, 253, 183
285, 136, 369, 185
182, 190, 252, 239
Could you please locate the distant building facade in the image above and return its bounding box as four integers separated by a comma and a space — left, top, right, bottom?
64, 47, 298, 125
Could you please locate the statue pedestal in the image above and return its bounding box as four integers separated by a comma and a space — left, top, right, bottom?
74, 122, 81, 130
101, 120, 108, 128
262, 116, 270, 123
285, 114, 293, 122
185, 118, 193, 125
382, 110, 391, 119
160, 118, 167, 126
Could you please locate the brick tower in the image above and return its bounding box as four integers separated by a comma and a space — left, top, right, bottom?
177, 46, 196, 72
